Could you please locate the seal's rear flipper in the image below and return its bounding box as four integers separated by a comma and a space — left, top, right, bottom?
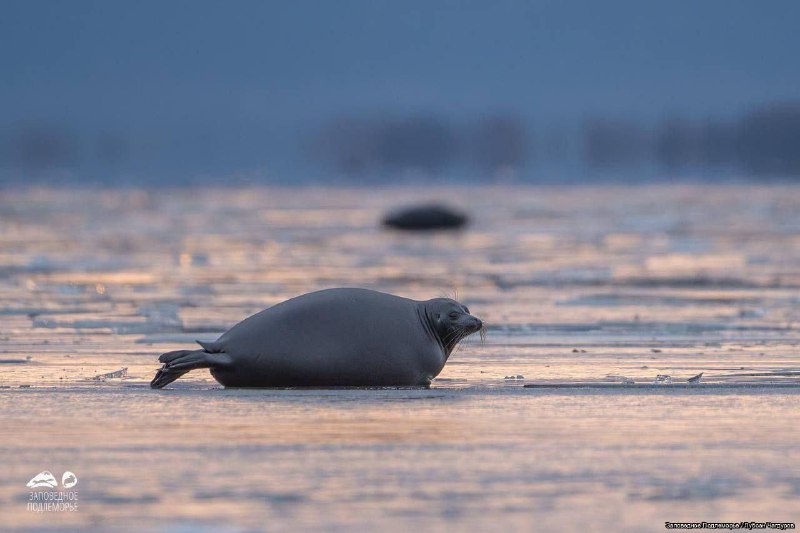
196, 339, 222, 353
150, 349, 231, 389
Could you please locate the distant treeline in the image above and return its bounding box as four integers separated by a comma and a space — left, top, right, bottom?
313, 103, 800, 178
2, 102, 799, 182
308, 115, 528, 178
584, 102, 800, 175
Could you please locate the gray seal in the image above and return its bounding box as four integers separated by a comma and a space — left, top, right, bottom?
382, 204, 468, 231
151, 288, 483, 388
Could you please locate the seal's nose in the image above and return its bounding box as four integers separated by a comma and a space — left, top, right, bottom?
473, 318, 483, 330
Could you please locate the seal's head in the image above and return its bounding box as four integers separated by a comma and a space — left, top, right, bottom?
423, 298, 484, 355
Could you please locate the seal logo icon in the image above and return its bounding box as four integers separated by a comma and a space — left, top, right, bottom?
26, 471, 58, 489
61, 471, 78, 489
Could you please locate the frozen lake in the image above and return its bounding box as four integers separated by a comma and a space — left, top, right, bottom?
1, 185, 799, 531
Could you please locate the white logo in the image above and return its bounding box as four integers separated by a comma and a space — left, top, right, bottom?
26, 470, 80, 512
62, 471, 78, 489
26, 471, 58, 489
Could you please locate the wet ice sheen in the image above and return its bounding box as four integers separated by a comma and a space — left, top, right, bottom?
1, 185, 799, 531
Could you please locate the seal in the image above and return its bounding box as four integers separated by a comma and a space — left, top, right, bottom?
150, 288, 483, 388
382, 203, 468, 230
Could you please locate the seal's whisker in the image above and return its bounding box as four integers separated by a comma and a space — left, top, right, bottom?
450, 330, 467, 357
442, 325, 467, 351
461, 328, 480, 345
442, 327, 462, 346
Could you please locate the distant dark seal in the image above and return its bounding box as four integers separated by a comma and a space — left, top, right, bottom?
382, 204, 468, 230
151, 288, 483, 388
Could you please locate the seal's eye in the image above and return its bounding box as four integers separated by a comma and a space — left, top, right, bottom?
448, 312, 459, 319
464, 306, 470, 314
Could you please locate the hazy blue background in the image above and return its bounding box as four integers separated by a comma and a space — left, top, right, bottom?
2, 0, 799, 184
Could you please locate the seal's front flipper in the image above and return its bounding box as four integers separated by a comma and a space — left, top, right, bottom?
150, 349, 231, 389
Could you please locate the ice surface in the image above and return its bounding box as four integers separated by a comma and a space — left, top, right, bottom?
1, 185, 799, 531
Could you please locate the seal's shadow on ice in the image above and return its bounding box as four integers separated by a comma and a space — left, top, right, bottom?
151, 288, 483, 389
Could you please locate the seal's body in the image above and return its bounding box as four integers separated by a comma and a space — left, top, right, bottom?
382, 204, 468, 231
151, 288, 482, 388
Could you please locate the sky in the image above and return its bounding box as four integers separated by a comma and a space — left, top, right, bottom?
2, 0, 799, 182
